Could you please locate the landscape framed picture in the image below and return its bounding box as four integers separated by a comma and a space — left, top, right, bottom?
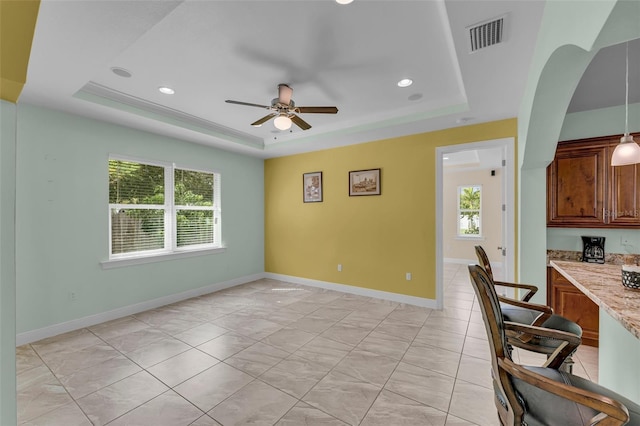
349, 168, 381, 196
303, 171, 323, 203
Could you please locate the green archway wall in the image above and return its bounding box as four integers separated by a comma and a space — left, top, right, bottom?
518, 0, 640, 301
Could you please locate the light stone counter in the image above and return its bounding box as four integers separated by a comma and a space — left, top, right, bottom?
550, 260, 640, 340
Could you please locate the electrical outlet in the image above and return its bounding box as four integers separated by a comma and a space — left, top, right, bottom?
68, 292, 77, 301
406, 272, 412, 281
337, 264, 342, 272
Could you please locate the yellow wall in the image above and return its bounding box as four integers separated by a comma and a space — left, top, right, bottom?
0, 0, 40, 102
265, 118, 517, 300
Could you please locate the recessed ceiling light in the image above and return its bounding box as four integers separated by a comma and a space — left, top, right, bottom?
336, 0, 354, 4
397, 78, 413, 88
443, 156, 450, 160
158, 86, 175, 95
111, 67, 132, 78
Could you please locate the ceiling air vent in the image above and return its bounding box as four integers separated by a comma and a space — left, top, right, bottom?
468, 16, 505, 52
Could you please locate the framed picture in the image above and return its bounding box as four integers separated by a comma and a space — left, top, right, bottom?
349, 168, 381, 196
303, 171, 323, 203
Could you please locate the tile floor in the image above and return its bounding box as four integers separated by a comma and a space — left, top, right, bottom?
16, 263, 598, 425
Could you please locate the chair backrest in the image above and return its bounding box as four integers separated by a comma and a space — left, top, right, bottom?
467, 264, 524, 424
474, 245, 495, 281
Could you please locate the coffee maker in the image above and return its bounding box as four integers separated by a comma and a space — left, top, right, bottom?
582, 236, 605, 264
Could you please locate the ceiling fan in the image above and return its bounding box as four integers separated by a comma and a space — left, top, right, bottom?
225, 84, 338, 131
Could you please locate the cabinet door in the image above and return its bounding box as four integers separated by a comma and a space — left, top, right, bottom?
608, 142, 640, 225
547, 143, 606, 227
549, 269, 599, 347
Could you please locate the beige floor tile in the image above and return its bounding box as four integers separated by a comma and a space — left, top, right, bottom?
361, 390, 447, 426
303, 371, 381, 425
208, 380, 297, 425
173, 322, 229, 346
260, 355, 333, 398
414, 327, 465, 353
58, 355, 141, 399
333, 349, 399, 387
444, 414, 478, 425
21, 401, 91, 426
311, 306, 353, 321
294, 336, 353, 369
44, 344, 121, 377
196, 331, 256, 360
30, 329, 102, 359
402, 341, 461, 377
231, 317, 284, 340
276, 402, 348, 425
423, 316, 470, 336
124, 336, 191, 368
226, 341, 290, 376
385, 362, 455, 412
289, 315, 337, 334
461, 336, 491, 361
465, 320, 488, 340
285, 300, 323, 314
16, 345, 44, 375
105, 327, 168, 353
429, 307, 472, 322
261, 327, 316, 353
356, 331, 411, 360
447, 380, 499, 426
17, 365, 73, 423
147, 348, 219, 387
300, 291, 343, 305
156, 317, 207, 336
108, 390, 203, 426
319, 322, 372, 346
190, 415, 222, 426
88, 316, 150, 340
76, 371, 168, 426
173, 363, 253, 412
456, 354, 492, 389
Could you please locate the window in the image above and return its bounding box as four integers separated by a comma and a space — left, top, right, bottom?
457, 185, 481, 237
108, 156, 221, 259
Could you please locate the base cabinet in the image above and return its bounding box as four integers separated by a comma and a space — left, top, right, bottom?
547, 267, 599, 347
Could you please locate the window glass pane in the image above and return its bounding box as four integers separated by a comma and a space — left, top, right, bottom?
109, 160, 164, 204
177, 209, 213, 247
174, 169, 213, 206
459, 186, 480, 210
458, 185, 481, 236
111, 208, 164, 254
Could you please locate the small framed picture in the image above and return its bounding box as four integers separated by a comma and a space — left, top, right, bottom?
303, 171, 323, 203
349, 168, 381, 196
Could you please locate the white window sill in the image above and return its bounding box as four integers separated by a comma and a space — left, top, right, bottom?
100, 247, 226, 270
455, 236, 485, 241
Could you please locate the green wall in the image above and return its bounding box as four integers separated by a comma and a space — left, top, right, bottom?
0, 100, 17, 426
15, 104, 264, 334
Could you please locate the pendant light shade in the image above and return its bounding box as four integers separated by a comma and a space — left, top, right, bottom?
612, 42, 640, 166
274, 114, 292, 130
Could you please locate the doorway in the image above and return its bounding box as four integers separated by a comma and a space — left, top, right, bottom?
435, 138, 515, 308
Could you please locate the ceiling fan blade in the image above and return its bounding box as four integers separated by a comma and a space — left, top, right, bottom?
225, 100, 270, 109
251, 113, 277, 127
290, 114, 312, 130
295, 106, 338, 114
278, 84, 293, 105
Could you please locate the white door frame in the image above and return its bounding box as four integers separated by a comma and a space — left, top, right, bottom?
435, 137, 515, 309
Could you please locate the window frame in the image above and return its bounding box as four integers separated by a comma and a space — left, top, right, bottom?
103, 155, 223, 268
456, 184, 482, 238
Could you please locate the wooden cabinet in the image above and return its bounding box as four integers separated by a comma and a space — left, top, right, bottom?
547, 134, 640, 228
547, 267, 599, 346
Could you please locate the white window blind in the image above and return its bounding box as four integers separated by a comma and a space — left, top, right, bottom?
108, 157, 221, 259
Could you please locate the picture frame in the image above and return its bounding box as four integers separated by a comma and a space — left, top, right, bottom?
303, 171, 323, 203
349, 168, 381, 196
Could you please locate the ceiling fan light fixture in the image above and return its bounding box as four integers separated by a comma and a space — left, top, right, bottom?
612, 41, 639, 166
274, 114, 292, 130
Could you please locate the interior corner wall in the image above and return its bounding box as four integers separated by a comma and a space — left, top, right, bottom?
264, 119, 517, 301
443, 169, 503, 263
0, 100, 17, 426
15, 104, 265, 335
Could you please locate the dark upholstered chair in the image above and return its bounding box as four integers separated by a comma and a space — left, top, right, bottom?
468, 264, 640, 426
475, 245, 583, 372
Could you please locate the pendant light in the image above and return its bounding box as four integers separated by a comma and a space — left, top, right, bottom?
611, 42, 640, 166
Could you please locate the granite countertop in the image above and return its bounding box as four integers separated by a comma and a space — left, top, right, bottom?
550, 260, 640, 340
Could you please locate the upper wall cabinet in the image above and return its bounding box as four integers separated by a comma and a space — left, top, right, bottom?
547, 134, 640, 228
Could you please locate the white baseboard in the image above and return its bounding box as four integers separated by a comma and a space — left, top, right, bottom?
16, 273, 265, 346
264, 273, 437, 309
